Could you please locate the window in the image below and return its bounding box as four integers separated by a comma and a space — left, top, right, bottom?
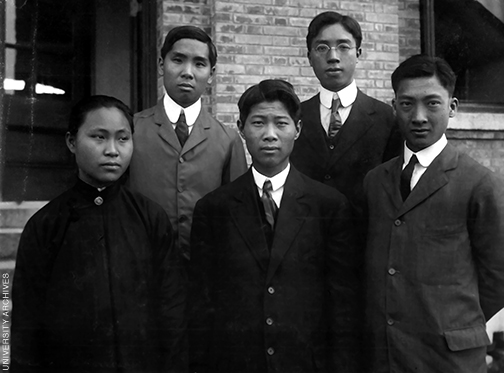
1, 0, 92, 200
422, 0, 504, 110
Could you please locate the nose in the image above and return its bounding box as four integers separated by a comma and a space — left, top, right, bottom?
181, 62, 194, 78
411, 104, 428, 124
327, 48, 340, 63
105, 139, 119, 157
263, 123, 278, 141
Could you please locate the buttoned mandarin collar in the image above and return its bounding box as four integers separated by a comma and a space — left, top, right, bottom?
162, 92, 201, 127
403, 134, 448, 169
252, 163, 290, 208
319, 80, 358, 110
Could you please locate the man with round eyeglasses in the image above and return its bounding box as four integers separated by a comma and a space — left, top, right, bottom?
290, 11, 402, 221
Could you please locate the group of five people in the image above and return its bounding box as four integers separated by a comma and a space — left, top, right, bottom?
10, 10, 504, 373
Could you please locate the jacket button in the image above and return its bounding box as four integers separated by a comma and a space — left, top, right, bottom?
267, 347, 275, 355
179, 157, 184, 163
94, 196, 103, 206
329, 144, 335, 150
394, 219, 402, 226
324, 174, 331, 180
266, 318, 273, 326
267, 287, 275, 294
387, 319, 394, 326
388, 268, 396, 275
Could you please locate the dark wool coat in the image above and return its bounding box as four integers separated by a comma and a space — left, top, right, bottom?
11, 179, 186, 373
363, 144, 504, 373
188, 167, 360, 373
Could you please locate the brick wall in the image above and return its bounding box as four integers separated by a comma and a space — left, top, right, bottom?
160, 0, 401, 127
398, 0, 421, 62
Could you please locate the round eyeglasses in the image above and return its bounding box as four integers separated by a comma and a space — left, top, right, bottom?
312, 43, 356, 55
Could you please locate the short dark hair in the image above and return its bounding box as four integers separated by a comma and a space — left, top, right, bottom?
160, 25, 217, 68
391, 54, 457, 96
237, 79, 301, 125
306, 11, 362, 51
68, 95, 134, 136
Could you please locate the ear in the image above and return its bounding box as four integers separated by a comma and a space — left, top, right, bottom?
207, 66, 216, 85
237, 120, 245, 138
307, 51, 313, 67
294, 120, 302, 140
158, 56, 165, 76
65, 132, 76, 154
391, 98, 397, 115
449, 97, 459, 117
356, 48, 362, 59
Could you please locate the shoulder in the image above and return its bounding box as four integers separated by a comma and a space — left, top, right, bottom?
20, 188, 76, 241
119, 185, 171, 222
134, 104, 158, 120
200, 110, 241, 140
301, 94, 320, 111
198, 171, 249, 206
356, 90, 393, 114
366, 156, 398, 181
292, 168, 348, 205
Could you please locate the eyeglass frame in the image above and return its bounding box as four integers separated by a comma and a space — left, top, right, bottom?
312, 43, 357, 55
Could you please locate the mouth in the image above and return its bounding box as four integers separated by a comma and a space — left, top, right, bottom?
101, 163, 121, 169
178, 83, 194, 90
261, 146, 280, 153
411, 128, 430, 136
326, 67, 343, 74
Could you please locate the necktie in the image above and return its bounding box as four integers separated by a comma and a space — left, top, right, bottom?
400, 155, 418, 201
175, 110, 189, 147
328, 98, 342, 138
261, 180, 277, 229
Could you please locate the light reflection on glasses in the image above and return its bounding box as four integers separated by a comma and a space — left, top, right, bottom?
312, 44, 356, 55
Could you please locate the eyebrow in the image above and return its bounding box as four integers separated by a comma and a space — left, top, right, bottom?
314, 38, 353, 45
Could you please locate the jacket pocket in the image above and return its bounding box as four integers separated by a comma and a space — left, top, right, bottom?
444, 324, 491, 352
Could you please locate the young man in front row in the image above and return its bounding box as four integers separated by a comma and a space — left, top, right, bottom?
188, 80, 360, 373
363, 55, 504, 373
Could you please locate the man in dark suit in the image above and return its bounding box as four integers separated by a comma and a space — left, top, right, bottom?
363, 54, 504, 373
290, 11, 401, 214
189, 80, 360, 373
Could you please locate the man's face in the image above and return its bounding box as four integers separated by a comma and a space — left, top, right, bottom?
238, 100, 301, 177
159, 38, 215, 108
393, 76, 458, 152
308, 23, 361, 92
66, 107, 133, 188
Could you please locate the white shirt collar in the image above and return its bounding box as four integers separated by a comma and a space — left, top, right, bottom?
162, 92, 201, 126
319, 80, 358, 110
403, 134, 448, 168
252, 163, 290, 193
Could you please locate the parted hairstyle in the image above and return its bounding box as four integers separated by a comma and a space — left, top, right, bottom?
237, 79, 301, 125
68, 95, 134, 136
160, 25, 218, 68
391, 54, 457, 97
306, 11, 363, 51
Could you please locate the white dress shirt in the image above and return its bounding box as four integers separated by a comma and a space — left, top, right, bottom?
252, 163, 290, 208
319, 80, 358, 134
403, 134, 448, 191
162, 92, 201, 134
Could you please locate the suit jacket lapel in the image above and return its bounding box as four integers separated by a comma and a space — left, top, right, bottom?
382, 156, 404, 212
154, 101, 183, 152
329, 90, 377, 166
266, 168, 308, 284
181, 110, 210, 156
230, 171, 270, 272
396, 144, 458, 217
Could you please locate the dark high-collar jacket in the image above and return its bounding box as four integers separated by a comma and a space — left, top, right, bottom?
11, 179, 186, 372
